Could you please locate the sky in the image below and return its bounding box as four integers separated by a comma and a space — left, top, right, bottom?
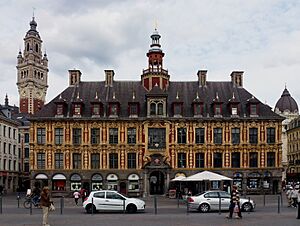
1, 0, 300, 110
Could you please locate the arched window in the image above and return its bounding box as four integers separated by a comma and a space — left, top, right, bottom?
150, 103, 156, 115
35, 44, 39, 52
26, 43, 30, 51
158, 103, 163, 115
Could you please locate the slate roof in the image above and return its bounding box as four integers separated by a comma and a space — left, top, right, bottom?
275, 88, 298, 113
32, 78, 283, 121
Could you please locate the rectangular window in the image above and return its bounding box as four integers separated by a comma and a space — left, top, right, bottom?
249, 128, 258, 144
249, 152, 258, 167
194, 104, 202, 116
74, 104, 81, 115
213, 152, 222, 168
127, 153, 136, 169
267, 152, 275, 167
214, 128, 223, 144
195, 153, 205, 168
3, 159, 6, 170
232, 106, 238, 115
8, 144, 11, 154
250, 104, 257, 115
195, 128, 205, 144
215, 105, 221, 115
127, 128, 136, 144
174, 104, 182, 115
55, 153, 64, 169
148, 128, 166, 149
8, 127, 11, 138
109, 128, 118, 144
3, 125, 6, 137
231, 128, 240, 145
24, 148, 30, 158
24, 163, 30, 172
13, 145, 16, 155
231, 152, 240, 168
110, 104, 118, 116
24, 133, 29, 143
72, 128, 82, 145
9, 160, 11, 170
109, 153, 118, 169
3, 142, 6, 154
92, 104, 100, 115
267, 127, 276, 144
129, 104, 138, 116
37, 152, 45, 169
13, 129, 16, 139
57, 104, 63, 115
91, 153, 100, 169
73, 153, 81, 169
37, 128, 46, 144
91, 128, 100, 145
177, 152, 186, 168
177, 128, 187, 144
55, 128, 64, 145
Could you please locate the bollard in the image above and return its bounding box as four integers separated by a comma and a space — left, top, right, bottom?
30, 198, 32, 215
277, 195, 280, 214
177, 197, 179, 208
17, 195, 20, 208
248, 197, 251, 214
263, 192, 266, 207
60, 196, 64, 215
297, 202, 300, 219
218, 197, 221, 215
123, 199, 126, 214
91, 197, 94, 215
154, 196, 157, 215
280, 192, 283, 206
0, 196, 2, 214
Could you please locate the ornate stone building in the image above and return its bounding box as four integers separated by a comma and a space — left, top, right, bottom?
29, 29, 283, 196
274, 87, 298, 181
16, 17, 48, 115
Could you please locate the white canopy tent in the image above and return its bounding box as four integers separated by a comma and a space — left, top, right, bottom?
171, 175, 186, 181
183, 171, 232, 181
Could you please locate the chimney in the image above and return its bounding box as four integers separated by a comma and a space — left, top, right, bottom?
230, 71, 243, 87
69, 69, 82, 86
105, 70, 114, 87
197, 70, 207, 87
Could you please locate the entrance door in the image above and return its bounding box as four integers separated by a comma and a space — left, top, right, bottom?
120, 182, 127, 195
149, 171, 165, 195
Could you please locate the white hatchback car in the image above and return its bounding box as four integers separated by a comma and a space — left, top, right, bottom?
188, 190, 255, 213
83, 190, 146, 213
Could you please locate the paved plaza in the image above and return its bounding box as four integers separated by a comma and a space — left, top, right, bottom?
0, 194, 299, 226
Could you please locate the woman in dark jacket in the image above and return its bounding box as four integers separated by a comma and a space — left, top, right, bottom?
40, 186, 51, 226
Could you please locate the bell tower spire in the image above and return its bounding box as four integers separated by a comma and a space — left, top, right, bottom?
16, 16, 49, 114
141, 27, 170, 91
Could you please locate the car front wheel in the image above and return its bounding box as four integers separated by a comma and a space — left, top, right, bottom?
242, 202, 253, 212
126, 204, 137, 213
199, 203, 210, 213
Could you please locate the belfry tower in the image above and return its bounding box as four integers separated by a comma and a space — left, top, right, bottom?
141, 28, 170, 91
16, 16, 48, 114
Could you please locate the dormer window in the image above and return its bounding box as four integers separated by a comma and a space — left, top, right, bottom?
57, 104, 63, 116
214, 104, 222, 116
109, 103, 119, 117
129, 103, 139, 117
148, 99, 166, 117
231, 105, 238, 116
194, 103, 203, 116
74, 104, 81, 116
250, 104, 257, 115
92, 104, 103, 116
173, 103, 182, 117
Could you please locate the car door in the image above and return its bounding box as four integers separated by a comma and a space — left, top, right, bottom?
93, 191, 106, 210
218, 191, 231, 210
105, 191, 125, 211
203, 191, 220, 210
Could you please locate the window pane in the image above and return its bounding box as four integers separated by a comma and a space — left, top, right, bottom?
37, 128, 46, 144
195, 128, 205, 144
195, 153, 205, 168
231, 152, 240, 168
91, 128, 100, 144
55, 153, 64, 169
158, 103, 163, 115
177, 152, 186, 168
214, 128, 222, 144
73, 153, 81, 169
73, 128, 82, 145
109, 128, 118, 144
91, 154, 100, 169
148, 128, 166, 149
127, 128, 136, 144
37, 153, 45, 169
267, 128, 275, 144
267, 152, 275, 167
109, 153, 118, 169
55, 128, 64, 145
231, 128, 240, 145
249, 128, 258, 144
127, 153, 136, 169
177, 128, 187, 144
213, 152, 222, 168
249, 152, 258, 167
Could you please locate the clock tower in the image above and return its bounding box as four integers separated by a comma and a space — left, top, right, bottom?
16, 17, 48, 114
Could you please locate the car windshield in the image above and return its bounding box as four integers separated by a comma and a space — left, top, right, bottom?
195, 191, 206, 196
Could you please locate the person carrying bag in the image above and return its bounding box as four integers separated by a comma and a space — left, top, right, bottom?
40, 187, 53, 226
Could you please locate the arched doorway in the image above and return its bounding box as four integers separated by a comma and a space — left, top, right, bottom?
149, 171, 164, 195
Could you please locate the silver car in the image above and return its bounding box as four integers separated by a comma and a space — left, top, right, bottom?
83, 190, 146, 213
188, 190, 255, 213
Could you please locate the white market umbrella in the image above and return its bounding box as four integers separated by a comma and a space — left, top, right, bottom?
183, 171, 232, 181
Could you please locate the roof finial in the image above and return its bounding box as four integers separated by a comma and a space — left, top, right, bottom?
176, 91, 179, 100
5, 94, 8, 106
285, 82, 287, 89
232, 92, 235, 99
77, 92, 80, 99
154, 20, 158, 31
113, 92, 116, 99
32, 7, 36, 19
132, 91, 135, 100
196, 92, 199, 99
95, 91, 98, 99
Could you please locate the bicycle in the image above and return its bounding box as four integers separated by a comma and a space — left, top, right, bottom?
23, 196, 40, 209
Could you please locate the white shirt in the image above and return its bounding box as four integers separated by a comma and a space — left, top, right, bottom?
73, 191, 80, 199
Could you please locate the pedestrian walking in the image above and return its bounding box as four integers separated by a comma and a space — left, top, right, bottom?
73, 190, 80, 206
291, 187, 298, 208
226, 185, 242, 219
80, 188, 87, 203
40, 186, 52, 226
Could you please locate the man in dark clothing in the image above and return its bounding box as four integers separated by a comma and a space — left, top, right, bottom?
0, 185, 3, 195
32, 186, 41, 204
227, 185, 242, 219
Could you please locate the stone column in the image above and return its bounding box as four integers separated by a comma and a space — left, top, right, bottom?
143, 171, 148, 197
